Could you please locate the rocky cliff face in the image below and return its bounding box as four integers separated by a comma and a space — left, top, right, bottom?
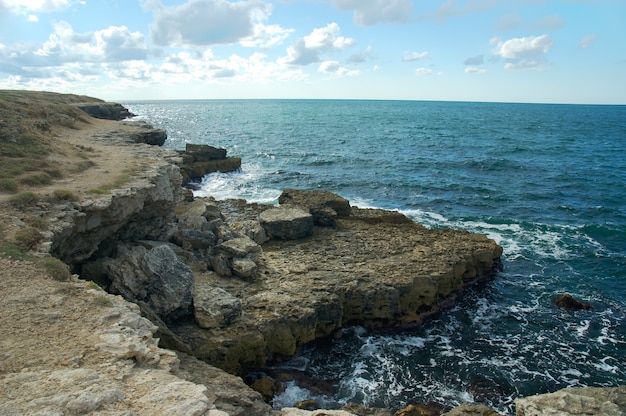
48, 160, 182, 268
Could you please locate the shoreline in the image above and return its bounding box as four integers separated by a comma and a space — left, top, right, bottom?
1, 90, 623, 416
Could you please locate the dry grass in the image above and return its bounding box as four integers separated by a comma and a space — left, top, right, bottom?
0, 90, 100, 194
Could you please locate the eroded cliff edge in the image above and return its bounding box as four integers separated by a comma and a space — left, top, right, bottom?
4, 92, 621, 416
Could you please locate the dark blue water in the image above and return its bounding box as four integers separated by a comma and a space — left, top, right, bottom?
124, 100, 626, 415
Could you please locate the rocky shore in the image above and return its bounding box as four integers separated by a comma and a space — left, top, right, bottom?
1, 91, 623, 415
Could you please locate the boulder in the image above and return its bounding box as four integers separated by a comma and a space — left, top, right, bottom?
278, 189, 351, 226
193, 286, 242, 329
259, 206, 314, 240
232, 257, 258, 280
216, 236, 262, 260
515, 386, 626, 416
85, 244, 194, 321
172, 229, 217, 251
554, 293, 591, 311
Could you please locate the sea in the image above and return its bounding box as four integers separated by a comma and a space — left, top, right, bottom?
122, 99, 626, 415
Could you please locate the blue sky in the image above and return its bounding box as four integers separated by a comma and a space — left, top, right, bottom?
0, 0, 624, 103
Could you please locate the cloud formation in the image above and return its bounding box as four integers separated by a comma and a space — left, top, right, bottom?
280, 23, 355, 66
325, 0, 413, 26
491, 34, 553, 70
148, 0, 274, 47
402, 51, 429, 62
0, 0, 74, 14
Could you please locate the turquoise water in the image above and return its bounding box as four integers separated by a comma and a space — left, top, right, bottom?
124, 100, 626, 414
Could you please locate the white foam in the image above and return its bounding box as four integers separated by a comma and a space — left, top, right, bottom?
271, 382, 311, 409
194, 162, 282, 203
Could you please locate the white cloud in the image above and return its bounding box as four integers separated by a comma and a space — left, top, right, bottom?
415, 67, 433, 76
325, 0, 412, 26
318, 60, 359, 77
280, 23, 355, 66
491, 34, 553, 70
28, 14, 39, 22
465, 67, 486, 74
304, 23, 355, 49
579, 34, 596, 49
0, 0, 73, 13
402, 51, 429, 62
31, 21, 149, 64
148, 0, 273, 47
240, 23, 294, 48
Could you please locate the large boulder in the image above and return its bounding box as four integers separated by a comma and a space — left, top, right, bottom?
193, 285, 242, 329
259, 206, 314, 240
278, 189, 351, 226
515, 386, 626, 416
83, 244, 194, 321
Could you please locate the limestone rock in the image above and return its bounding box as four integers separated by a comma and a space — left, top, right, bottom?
515, 386, 626, 416
217, 236, 262, 260
177, 144, 242, 184
50, 162, 183, 268
76, 101, 135, 120
259, 206, 314, 240
143, 245, 195, 319
88, 244, 194, 321
193, 286, 242, 329
174, 228, 217, 251
128, 122, 167, 145
441, 403, 501, 415
278, 189, 351, 226
281, 409, 355, 416
232, 257, 258, 280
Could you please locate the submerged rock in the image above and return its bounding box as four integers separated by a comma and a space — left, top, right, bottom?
554, 293, 591, 311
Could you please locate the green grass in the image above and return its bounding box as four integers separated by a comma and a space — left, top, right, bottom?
92, 295, 114, 307
39, 257, 72, 281
20, 172, 53, 186
14, 227, 42, 250
8, 192, 39, 209
51, 189, 78, 202
70, 160, 96, 173
0, 178, 18, 193
0, 241, 33, 261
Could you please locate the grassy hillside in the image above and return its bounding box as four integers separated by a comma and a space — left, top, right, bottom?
0, 90, 101, 193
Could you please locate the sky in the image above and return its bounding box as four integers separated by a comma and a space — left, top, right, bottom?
0, 0, 624, 104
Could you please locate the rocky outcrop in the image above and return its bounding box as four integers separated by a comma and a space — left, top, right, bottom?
84, 243, 195, 322
76, 102, 135, 120
171, 195, 503, 375
278, 189, 351, 227
515, 386, 626, 415
177, 143, 242, 184
121, 120, 168, 145
260, 206, 314, 240
48, 161, 183, 268
554, 293, 591, 311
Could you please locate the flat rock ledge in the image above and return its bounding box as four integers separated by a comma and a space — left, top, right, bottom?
172, 196, 504, 375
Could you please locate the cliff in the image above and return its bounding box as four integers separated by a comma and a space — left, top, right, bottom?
0, 91, 621, 416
